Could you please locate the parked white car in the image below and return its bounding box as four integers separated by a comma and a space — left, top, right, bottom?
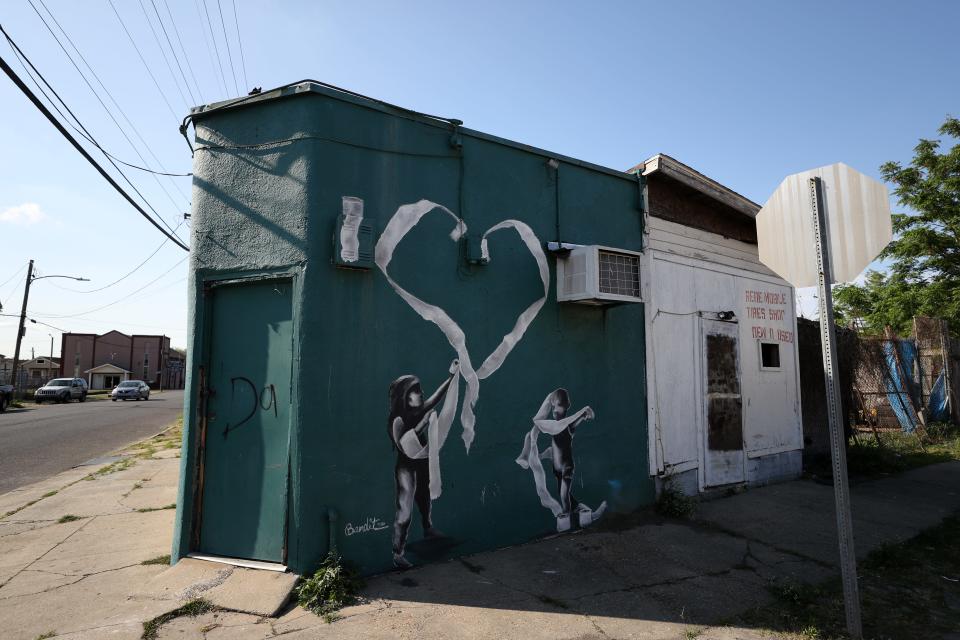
111, 380, 150, 401
35, 378, 88, 404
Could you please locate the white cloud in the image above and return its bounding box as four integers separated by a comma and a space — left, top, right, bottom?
0, 203, 47, 225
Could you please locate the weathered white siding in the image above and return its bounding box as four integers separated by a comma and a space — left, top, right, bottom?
644, 216, 803, 491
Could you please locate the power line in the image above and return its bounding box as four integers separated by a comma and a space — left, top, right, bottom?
28, 317, 69, 333
0, 37, 193, 195
134, 0, 190, 111
0, 51, 189, 251
0, 263, 27, 290
105, 0, 179, 122
192, 0, 227, 97
1, 265, 28, 308
2, 24, 188, 241
148, 0, 198, 105
231, 0, 248, 90
49, 228, 178, 293
32, 0, 191, 208
27, 0, 191, 233
161, 0, 205, 103
214, 0, 239, 95
2, 281, 24, 308
6, 30, 188, 176
26, 314, 176, 331
199, 0, 229, 97
38, 256, 188, 319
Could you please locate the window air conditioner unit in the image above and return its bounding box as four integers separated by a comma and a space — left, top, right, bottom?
556, 245, 643, 305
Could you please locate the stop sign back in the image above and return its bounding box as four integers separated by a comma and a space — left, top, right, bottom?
756, 162, 892, 288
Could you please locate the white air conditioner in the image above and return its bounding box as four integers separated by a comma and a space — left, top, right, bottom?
556, 245, 643, 305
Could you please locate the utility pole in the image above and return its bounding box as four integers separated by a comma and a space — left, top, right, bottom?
9, 261, 86, 396
10, 259, 34, 396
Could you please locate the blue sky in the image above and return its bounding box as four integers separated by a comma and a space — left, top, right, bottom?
1, 0, 957, 358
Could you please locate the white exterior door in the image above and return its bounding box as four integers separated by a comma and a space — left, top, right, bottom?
701, 318, 745, 487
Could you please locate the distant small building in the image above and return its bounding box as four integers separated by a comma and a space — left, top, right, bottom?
59, 331, 184, 389
84, 363, 132, 390
0, 354, 11, 385
20, 356, 61, 388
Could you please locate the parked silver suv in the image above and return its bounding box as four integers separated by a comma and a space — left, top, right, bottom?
35, 378, 88, 404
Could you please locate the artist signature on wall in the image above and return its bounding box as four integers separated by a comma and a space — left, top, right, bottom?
344, 517, 389, 537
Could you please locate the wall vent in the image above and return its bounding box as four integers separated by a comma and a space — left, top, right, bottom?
556, 245, 642, 305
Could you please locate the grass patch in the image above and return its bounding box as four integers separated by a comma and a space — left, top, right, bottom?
141, 599, 214, 640
57, 514, 82, 523
34, 633, 56, 640
848, 425, 960, 476
136, 503, 176, 513
86, 457, 136, 480
295, 552, 363, 623
127, 417, 182, 459
141, 554, 171, 566
732, 513, 960, 639
41, 490, 58, 498
656, 481, 697, 519
4, 498, 40, 518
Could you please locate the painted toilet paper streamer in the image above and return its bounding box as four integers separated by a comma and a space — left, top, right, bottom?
375, 199, 550, 499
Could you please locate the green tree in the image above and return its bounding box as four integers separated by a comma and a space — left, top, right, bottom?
834, 116, 960, 336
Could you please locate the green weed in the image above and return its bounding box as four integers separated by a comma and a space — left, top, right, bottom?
141, 555, 171, 566
86, 457, 135, 480
656, 481, 697, 519
136, 503, 176, 513
295, 552, 363, 623
141, 599, 214, 640
57, 514, 82, 523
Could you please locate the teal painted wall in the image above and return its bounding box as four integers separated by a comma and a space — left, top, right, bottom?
173, 86, 653, 575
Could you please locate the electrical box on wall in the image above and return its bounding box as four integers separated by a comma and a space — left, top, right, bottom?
556, 245, 643, 305
333, 196, 374, 269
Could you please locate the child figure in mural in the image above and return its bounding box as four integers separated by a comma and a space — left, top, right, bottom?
516, 388, 607, 532
387, 359, 459, 570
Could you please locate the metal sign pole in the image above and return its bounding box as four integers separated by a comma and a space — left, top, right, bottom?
810, 176, 863, 638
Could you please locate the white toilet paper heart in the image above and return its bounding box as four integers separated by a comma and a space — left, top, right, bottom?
375, 199, 550, 499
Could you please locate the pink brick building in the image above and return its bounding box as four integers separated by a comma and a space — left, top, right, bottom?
59, 330, 184, 389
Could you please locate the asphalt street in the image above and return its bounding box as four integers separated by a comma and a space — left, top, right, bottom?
0, 389, 184, 494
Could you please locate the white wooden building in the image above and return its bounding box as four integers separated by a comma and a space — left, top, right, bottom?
634, 155, 803, 495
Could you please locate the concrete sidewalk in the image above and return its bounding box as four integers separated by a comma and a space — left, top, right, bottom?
1, 440, 958, 640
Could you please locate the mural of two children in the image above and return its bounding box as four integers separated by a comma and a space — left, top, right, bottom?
387, 373, 606, 569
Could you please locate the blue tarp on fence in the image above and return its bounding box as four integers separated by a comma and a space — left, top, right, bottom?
882, 339, 950, 431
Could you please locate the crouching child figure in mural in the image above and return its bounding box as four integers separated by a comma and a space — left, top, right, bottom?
516, 388, 607, 532
388, 359, 460, 569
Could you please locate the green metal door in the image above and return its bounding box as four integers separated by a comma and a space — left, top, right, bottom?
199, 279, 293, 563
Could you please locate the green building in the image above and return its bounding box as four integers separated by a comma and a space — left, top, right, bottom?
173, 81, 652, 576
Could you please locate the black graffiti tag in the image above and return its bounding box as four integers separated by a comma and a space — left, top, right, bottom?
222, 377, 277, 437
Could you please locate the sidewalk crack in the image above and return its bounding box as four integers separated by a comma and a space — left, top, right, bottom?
0, 515, 96, 591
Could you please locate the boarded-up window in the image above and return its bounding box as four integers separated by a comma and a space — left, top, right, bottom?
706, 334, 743, 451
